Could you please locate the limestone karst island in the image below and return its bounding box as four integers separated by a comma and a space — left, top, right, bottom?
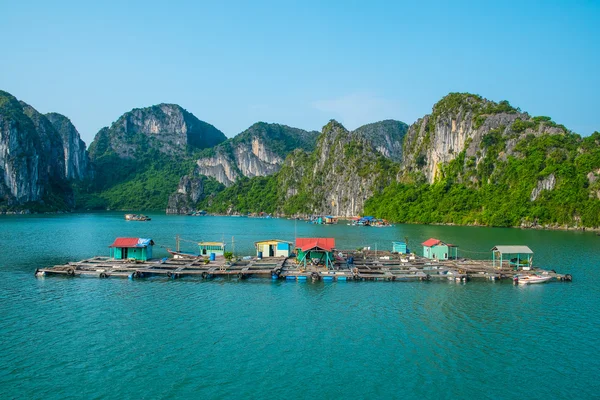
2, 1, 599, 400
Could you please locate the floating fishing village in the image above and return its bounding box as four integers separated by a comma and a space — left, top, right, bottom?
36, 222, 572, 284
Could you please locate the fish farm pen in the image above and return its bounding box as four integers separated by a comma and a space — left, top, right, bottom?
34, 249, 572, 284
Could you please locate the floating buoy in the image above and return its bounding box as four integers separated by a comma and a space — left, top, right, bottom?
66, 268, 75, 277
201, 272, 208, 279
564, 274, 573, 282
99, 272, 107, 279
34, 269, 45, 278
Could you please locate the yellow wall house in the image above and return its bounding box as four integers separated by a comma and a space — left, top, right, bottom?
198, 242, 226, 256
254, 239, 293, 258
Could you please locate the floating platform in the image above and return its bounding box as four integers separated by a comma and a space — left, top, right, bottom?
34, 251, 572, 283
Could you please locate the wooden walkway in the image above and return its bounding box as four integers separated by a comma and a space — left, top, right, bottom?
35, 252, 572, 283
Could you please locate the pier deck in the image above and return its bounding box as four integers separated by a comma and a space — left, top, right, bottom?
35, 251, 572, 283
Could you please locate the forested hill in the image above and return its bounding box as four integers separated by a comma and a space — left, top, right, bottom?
365, 93, 600, 228
198, 119, 407, 216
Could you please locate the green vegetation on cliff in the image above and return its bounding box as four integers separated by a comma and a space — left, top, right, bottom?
366, 131, 600, 227
200, 120, 402, 216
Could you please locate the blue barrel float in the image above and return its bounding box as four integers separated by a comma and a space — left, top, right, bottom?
210, 253, 216, 261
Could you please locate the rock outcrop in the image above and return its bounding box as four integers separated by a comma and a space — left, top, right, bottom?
0, 90, 78, 209
530, 174, 556, 201
400, 93, 570, 187
277, 120, 399, 216
88, 103, 226, 160
195, 122, 318, 186
166, 175, 204, 214
353, 119, 408, 162
45, 112, 90, 180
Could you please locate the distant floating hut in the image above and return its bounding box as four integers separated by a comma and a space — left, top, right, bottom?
109, 238, 154, 261
324, 216, 338, 224
421, 238, 458, 260
254, 239, 293, 258
295, 238, 335, 269
198, 241, 226, 256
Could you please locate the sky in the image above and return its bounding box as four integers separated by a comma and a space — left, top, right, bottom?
1, 0, 599, 145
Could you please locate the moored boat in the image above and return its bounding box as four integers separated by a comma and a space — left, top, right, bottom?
167, 249, 200, 259
514, 274, 553, 285
125, 214, 151, 221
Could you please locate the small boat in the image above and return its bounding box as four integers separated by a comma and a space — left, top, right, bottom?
515, 274, 553, 285
167, 249, 200, 259
125, 214, 151, 221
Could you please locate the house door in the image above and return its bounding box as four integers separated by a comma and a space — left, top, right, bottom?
444, 253, 448, 259
269, 245, 275, 257
122, 248, 128, 259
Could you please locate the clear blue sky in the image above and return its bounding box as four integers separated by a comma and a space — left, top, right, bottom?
1, 0, 598, 145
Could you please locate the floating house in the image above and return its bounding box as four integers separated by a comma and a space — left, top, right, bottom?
358, 216, 374, 226
422, 238, 458, 260
255, 239, 293, 258
324, 216, 338, 224
295, 238, 336, 269
109, 238, 154, 261
491, 245, 534, 270
198, 241, 226, 256
392, 241, 408, 254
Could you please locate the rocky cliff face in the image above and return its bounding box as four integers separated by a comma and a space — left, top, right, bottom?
166, 175, 204, 214
277, 120, 399, 216
353, 120, 408, 162
195, 122, 318, 186
45, 112, 90, 180
0, 90, 78, 209
88, 103, 226, 160
400, 93, 569, 186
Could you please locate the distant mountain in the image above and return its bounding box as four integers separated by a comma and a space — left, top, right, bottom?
353, 119, 408, 162
45, 112, 90, 181
366, 93, 600, 228
88, 103, 226, 160
80, 103, 227, 210
0, 90, 90, 211
165, 122, 318, 213
200, 120, 401, 216
195, 122, 318, 186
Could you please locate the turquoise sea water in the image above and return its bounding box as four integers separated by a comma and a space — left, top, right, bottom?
1, 213, 599, 399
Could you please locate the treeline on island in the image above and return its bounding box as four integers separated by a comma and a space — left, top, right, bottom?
1, 89, 599, 229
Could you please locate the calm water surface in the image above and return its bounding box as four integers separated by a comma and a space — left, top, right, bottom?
0, 213, 599, 399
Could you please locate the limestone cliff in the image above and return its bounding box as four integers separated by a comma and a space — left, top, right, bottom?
166, 175, 204, 214
45, 112, 90, 180
88, 103, 226, 160
0, 90, 76, 210
353, 119, 408, 162
277, 120, 399, 216
400, 93, 569, 186
195, 122, 318, 186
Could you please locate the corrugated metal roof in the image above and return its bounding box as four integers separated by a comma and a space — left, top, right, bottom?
295, 238, 335, 252
491, 245, 533, 254
422, 238, 442, 247
198, 242, 225, 246
254, 239, 293, 246
110, 238, 154, 248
